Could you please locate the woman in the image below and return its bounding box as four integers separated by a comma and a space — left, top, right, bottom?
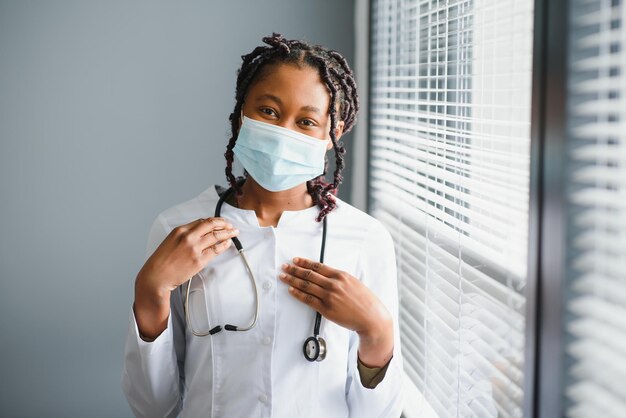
122, 33, 403, 418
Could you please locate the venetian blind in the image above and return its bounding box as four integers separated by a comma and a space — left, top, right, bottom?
369, 0, 533, 416
564, 0, 626, 416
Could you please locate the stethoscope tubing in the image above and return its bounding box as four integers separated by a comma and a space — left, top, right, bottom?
184, 183, 260, 336
183, 180, 328, 361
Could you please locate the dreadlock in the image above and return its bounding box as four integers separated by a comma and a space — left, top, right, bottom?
224, 33, 360, 222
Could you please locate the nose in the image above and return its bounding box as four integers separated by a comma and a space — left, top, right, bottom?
276, 118, 298, 131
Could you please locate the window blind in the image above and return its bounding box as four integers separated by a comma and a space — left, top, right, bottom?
564, 0, 626, 416
369, 0, 533, 416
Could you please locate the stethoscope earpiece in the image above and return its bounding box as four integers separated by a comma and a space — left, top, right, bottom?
303, 336, 327, 362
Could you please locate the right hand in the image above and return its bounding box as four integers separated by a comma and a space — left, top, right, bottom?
137, 217, 240, 294
133, 217, 239, 340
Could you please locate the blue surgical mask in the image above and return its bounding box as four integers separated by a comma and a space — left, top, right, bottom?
233, 116, 330, 192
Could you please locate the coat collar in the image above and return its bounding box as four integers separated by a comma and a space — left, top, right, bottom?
207, 185, 323, 229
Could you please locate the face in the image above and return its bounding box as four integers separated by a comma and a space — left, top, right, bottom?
240, 63, 344, 151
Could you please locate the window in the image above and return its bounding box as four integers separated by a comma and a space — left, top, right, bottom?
563, 0, 626, 415
369, 0, 534, 416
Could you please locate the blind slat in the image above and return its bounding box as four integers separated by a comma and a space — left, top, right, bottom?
564, 0, 626, 415
371, 0, 532, 415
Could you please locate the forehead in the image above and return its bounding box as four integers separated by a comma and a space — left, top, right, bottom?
246, 63, 331, 112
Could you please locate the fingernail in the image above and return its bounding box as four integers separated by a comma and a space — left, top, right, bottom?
279, 273, 286, 279
281, 263, 288, 270
293, 257, 300, 263
288, 287, 295, 293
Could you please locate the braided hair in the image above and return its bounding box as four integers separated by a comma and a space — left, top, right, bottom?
224, 33, 359, 222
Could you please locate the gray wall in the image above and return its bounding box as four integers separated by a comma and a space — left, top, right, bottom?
0, 1, 355, 417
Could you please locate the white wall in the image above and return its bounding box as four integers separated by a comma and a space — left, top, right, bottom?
0, 1, 355, 416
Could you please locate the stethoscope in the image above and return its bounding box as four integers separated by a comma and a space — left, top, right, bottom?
184, 182, 328, 362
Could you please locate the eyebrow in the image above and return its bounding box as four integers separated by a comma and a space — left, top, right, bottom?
256, 94, 323, 116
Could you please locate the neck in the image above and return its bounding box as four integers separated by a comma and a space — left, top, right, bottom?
236, 178, 314, 227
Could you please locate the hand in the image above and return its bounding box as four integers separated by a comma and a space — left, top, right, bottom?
138, 217, 239, 293
279, 257, 394, 367
134, 217, 239, 340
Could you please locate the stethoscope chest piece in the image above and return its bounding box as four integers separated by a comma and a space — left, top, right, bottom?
199, 181, 331, 362
303, 335, 327, 362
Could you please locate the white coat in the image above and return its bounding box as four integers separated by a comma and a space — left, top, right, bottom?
121, 185, 404, 418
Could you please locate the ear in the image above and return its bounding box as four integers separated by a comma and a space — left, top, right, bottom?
327, 120, 345, 151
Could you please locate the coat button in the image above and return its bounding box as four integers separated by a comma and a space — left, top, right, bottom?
262, 281, 273, 290
262, 336, 272, 345
258, 394, 268, 403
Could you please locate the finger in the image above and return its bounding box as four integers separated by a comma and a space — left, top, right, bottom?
287, 286, 323, 311
200, 227, 239, 248
281, 262, 333, 288
279, 271, 326, 299
292, 257, 337, 278
173, 217, 207, 233
191, 217, 233, 236
201, 237, 232, 256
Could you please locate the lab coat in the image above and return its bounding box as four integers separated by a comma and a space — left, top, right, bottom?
122, 185, 404, 418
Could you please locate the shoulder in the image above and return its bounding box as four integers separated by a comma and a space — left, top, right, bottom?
332, 198, 397, 283
153, 185, 221, 233
141, 185, 221, 257
332, 196, 393, 246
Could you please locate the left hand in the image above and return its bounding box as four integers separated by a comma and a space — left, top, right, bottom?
279, 257, 394, 367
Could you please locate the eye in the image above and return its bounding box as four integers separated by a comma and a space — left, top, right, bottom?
299, 118, 317, 127
259, 107, 278, 118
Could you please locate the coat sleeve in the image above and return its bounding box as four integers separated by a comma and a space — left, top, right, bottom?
121, 215, 187, 418
346, 220, 405, 418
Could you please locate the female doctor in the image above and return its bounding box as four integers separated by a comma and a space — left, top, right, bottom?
122, 33, 404, 418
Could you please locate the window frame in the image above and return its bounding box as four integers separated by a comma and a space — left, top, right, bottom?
362, 0, 572, 416
523, 0, 570, 416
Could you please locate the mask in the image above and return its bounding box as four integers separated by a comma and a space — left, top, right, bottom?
233, 116, 329, 192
